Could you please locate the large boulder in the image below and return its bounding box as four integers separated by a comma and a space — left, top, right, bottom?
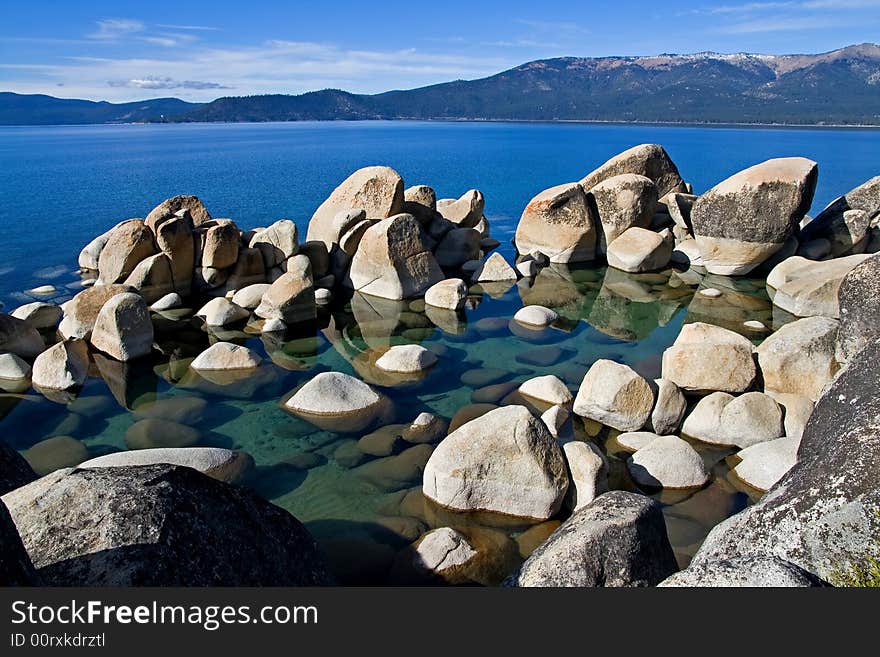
97, 219, 158, 284
836, 253, 880, 363
767, 254, 872, 318
606, 227, 672, 273
2, 465, 330, 585
78, 222, 121, 270
307, 166, 404, 249
437, 189, 484, 228
515, 183, 597, 263
0, 313, 44, 359
58, 284, 135, 340
801, 177, 880, 256
422, 405, 569, 520
283, 371, 390, 432
503, 491, 678, 587
434, 228, 481, 268
659, 556, 824, 587
250, 220, 299, 269
89, 292, 154, 361
80, 448, 254, 484
347, 214, 443, 299
255, 258, 316, 324
627, 435, 710, 489
152, 209, 195, 296
661, 322, 756, 394
123, 253, 175, 303
0, 500, 40, 585
200, 219, 240, 269
689, 336, 880, 582
0, 441, 37, 496
11, 302, 62, 330
145, 195, 212, 229
580, 144, 684, 199
589, 174, 657, 253
691, 158, 818, 275
756, 316, 839, 401
31, 339, 89, 391
681, 391, 785, 448
573, 359, 654, 432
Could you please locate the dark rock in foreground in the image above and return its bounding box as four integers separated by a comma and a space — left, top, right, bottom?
836, 253, 880, 363
2, 464, 331, 586
0, 440, 37, 496
659, 555, 825, 587
0, 499, 40, 585
689, 336, 880, 582
503, 490, 678, 587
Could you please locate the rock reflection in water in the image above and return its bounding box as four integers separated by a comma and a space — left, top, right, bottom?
2, 262, 769, 584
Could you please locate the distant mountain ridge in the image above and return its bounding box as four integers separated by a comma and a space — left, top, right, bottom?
3, 43, 879, 126
0, 93, 201, 125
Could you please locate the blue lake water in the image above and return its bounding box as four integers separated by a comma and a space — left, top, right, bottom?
0, 121, 878, 585
1, 121, 878, 299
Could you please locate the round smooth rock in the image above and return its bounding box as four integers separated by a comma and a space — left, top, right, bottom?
513, 305, 558, 327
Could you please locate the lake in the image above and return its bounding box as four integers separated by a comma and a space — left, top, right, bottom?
1, 121, 878, 584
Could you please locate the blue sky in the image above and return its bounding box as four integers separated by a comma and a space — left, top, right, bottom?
1, 0, 879, 101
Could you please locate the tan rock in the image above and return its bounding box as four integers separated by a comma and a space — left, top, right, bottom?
306, 166, 404, 248
57, 284, 135, 340
347, 214, 443, 299
756, 316, 839, 400
32, 339, 89, 391
580, 144, 684, 198
145, 195, 211, 229
515, 183, 597, 263
589, 174, 658, 253
89, 292, 154, 361
573, 359, 654, 432
661, 322, 756, 394
97, 219, 158, 284
606, 227, 672, 273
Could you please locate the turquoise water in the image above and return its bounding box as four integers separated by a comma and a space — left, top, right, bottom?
1, 122, 878, 584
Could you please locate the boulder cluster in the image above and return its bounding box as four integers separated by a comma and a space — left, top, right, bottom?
2, 145, 879, 588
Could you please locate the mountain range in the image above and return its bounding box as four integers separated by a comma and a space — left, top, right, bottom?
3, 43, 879, 126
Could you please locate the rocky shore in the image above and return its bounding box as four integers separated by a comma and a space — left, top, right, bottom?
1, 144, 879, 587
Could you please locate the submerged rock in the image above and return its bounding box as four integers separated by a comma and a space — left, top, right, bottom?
22, 436, 89, 476
422, 405, 569, 520
691, 157, 817, 275
284, 371, 390, 432
191, 342, 262, 371
374, 344, 437, 373
1, 464, 330, 585
626, 435, 709, 489
504, 490, 678, 587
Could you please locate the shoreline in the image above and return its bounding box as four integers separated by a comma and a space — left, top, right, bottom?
2, 117, 879, 130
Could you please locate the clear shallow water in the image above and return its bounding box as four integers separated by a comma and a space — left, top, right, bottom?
1, 122, 878, 584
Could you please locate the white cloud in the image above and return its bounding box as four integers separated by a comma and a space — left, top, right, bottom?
88, 19, 144, 40
0, 40, 513, 101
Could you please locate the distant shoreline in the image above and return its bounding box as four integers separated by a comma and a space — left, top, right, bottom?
3, 117, 879, 130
